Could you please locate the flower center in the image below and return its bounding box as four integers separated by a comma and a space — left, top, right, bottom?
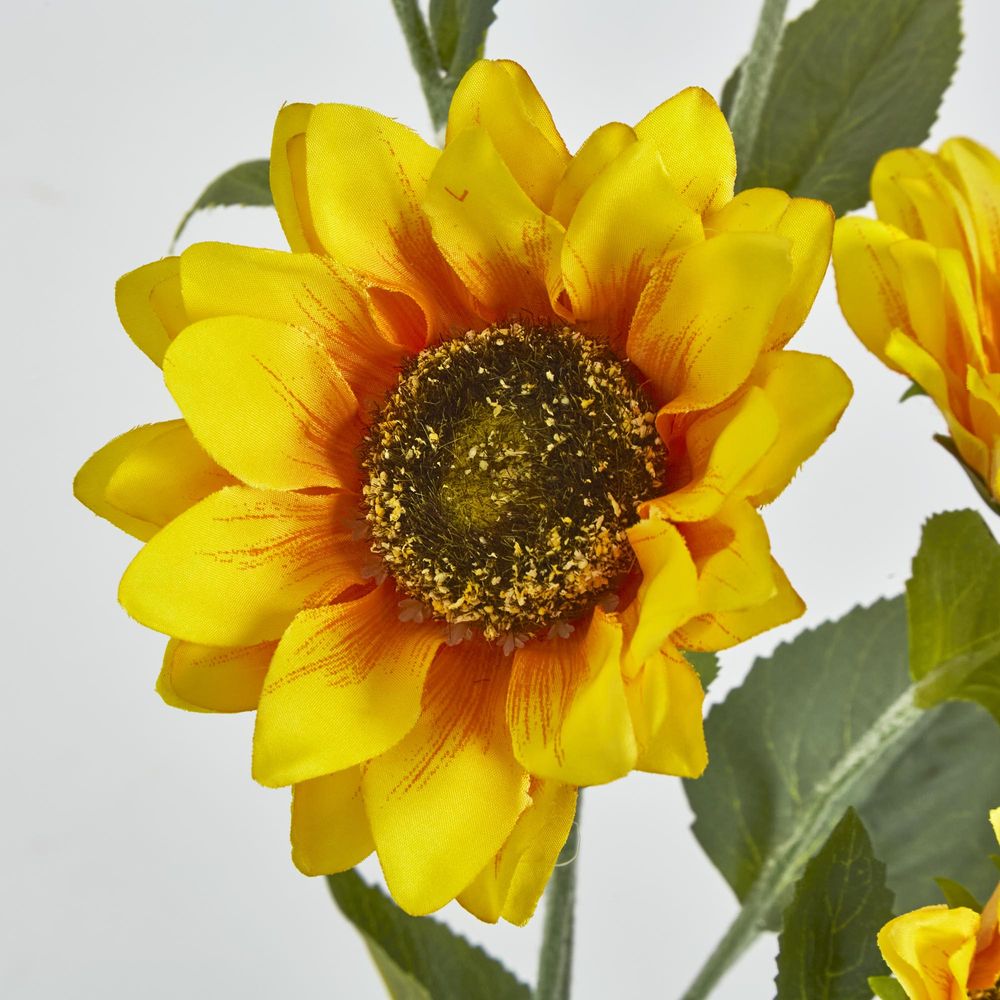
361, 323, 664, 643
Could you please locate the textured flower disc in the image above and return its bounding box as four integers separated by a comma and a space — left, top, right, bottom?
362, 323, 664, 642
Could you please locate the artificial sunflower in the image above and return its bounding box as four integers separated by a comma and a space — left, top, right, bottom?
834, 138, 1000, 507
877, 811, 1000, 999
75, 60, 850, 923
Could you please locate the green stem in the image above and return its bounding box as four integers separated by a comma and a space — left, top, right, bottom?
389, 0, 450, 135
536, 796, 582, 1000
680, 690, 926, 1000
728, 0, 788, 188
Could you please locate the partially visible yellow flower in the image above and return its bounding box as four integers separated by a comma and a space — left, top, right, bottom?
878, 810, 1000, 999
76, 60, 850, 922
834, 138, 1000, 503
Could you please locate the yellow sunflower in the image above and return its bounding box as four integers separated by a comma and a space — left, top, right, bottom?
834, 138, 1000, 505
75, 60, 850, 923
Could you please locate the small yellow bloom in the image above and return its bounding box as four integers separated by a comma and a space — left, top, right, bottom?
833, 138, 1000, 503
76, 60, 850, 921
878, 810, 1000, 999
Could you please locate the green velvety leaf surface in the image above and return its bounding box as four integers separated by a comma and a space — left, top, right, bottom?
327, 871, 532, 1000
173, 159, 272, 246
869, 975, 909, 1000
934, 876, 982, 911
907, 510, 1000, 717
738, 0, 961, 213
429, 0, 498, 80
687, 651, 719, 691
774, 809, 893, 1000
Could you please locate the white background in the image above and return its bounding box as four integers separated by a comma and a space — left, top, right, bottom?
3, 1, 998, 997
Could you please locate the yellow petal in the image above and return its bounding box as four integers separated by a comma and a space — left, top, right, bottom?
625, 517, 700, 665
363, 644, 530, 915
887, 239, 949, 362
303, 103, 471, 336
424, 126, 563, 323
446, 60, 569, 212
832, 216, 910, 365
106, 419, 236, 528
179, 242, 406, 400
736, 351, 853, 506
115, 257, 185, 366
940, 137, 1000, 274
550, 122, 637, 228
624, 641, 707, 778
645, 387, 779, 521
270, 103, 322, 253
508, 609, 635, 786
633, 87, 736, 215
561, 140, 704, 341
74, 423, 178, 541
164, 317, 360, 491
291, 768, 375, 875
673, 558, 804, 652
119, 487, 367, 646
458, 778, 577, 926
252, 583, 444, 788
627, 232, 792, 412
706, 189, 834, 349
877, 905, 980, 1000
156, 638, 274, 713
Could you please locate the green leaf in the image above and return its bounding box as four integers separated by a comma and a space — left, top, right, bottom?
686, 651, 719, 690
428, 0, 498, 80
934, 435, 1000, 518
900, 382, 928, 402
907, 510, 1000, 718
428, 0, 461, 70
737, 0, 962, 212
719, 63, 742, 121
327, 870, 532, 1000
934, 876, 981, 911
172, 159, 272, 247
774, 809, 894, 1000
869, 976, 909, 1000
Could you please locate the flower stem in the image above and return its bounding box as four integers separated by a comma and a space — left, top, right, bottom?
536, 796, 582, 1000
388, 0, 450, 136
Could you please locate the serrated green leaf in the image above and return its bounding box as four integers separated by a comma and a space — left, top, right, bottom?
686, 651, 719, 690
172, 159, 272, 247
869, 976, 909, 1000
775, 809, 894, 1000
907, 510, 1000, 718
738, 0, 961, 212
900, 382, 928, 402
327, 870, 531, 1000
934, 435, 1000, 518
934, 876, 981, 911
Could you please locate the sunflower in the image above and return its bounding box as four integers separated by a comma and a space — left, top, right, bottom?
834, 139, 1000, 506
75, 60, 850, 923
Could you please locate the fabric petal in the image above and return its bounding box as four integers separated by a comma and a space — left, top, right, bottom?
424, 126, 563, 324
119, 486, 367, 646
446, 60, 569, 212
291, 768, 375, 875
115, 257, 185, 366
550, 122, 637, 228
627, 232, 792, 412
164, 317, 361, 491
179, 242, 406, 400
633, 87, 736, 216
270, 103, 322, 254
363, 642, 531, 916
253, 582, 445, 788
736, 351, 853, 506
458, 779, 577, 925
156, 638, 275, 713
940, 137, 1000, 275
673, 558, 804, 652
561, 140, 704, 341
508, 610, 636, 786
624, 641, 707, 778
705, 189, 834, 349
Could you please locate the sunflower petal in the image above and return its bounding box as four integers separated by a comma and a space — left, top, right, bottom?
164, 317, 360, 491
508, 610, 636, 786
363, 643, 530, 915
119, 487, 367, 646
252, 583, 444, 788
628, 232, 792, 412
270, 103, 322, 254
157, 638, 274, 713
115, 257, 185, 366
291, 768, 375, 875
633, 87, 736, 215
458, 778, 577, 925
